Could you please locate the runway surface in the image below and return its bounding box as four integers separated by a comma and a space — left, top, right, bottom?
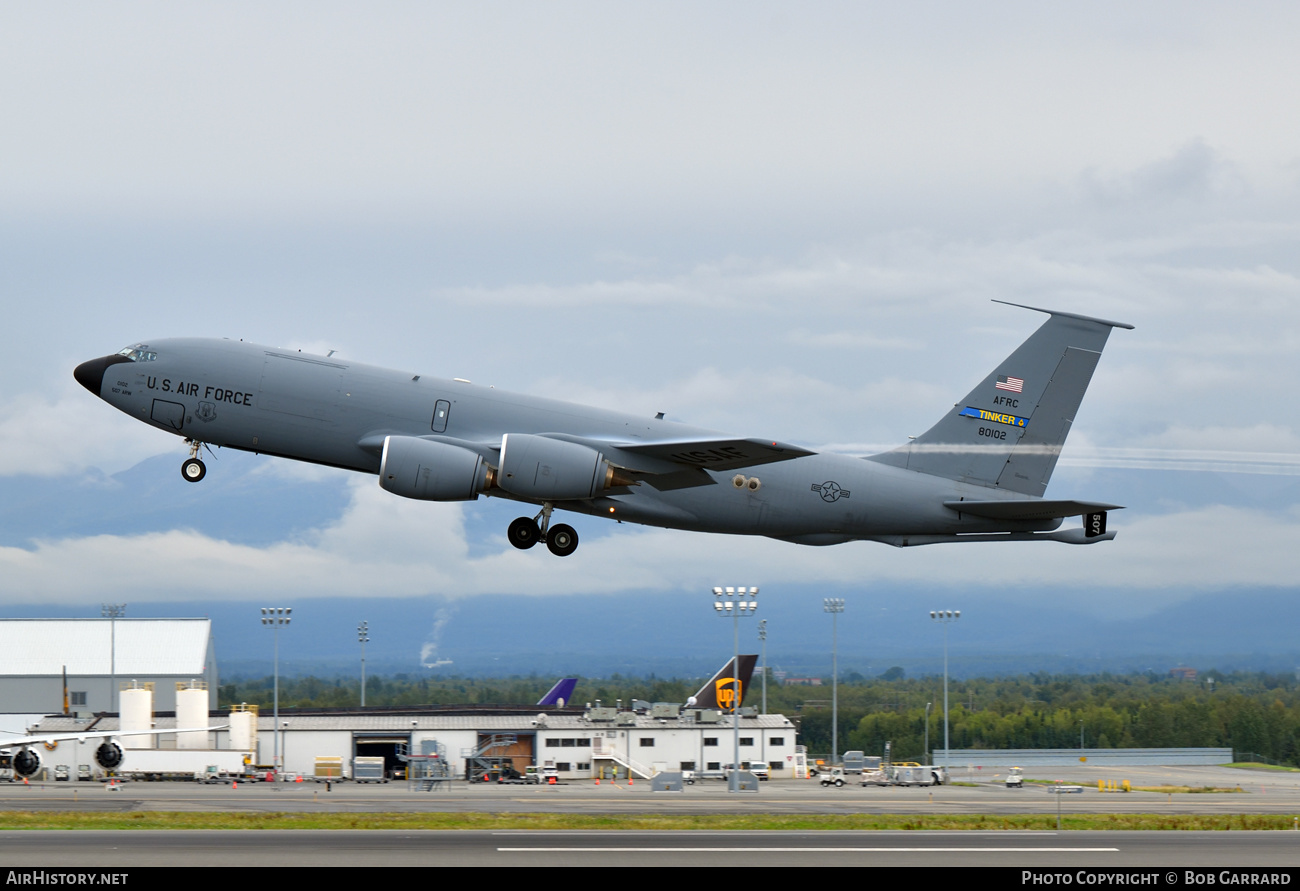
2, 765, 1298, 868
2, 764, 1298, 816
2, 829, 1299, 867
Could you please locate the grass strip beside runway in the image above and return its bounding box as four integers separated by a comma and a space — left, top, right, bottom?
0, 813, 1295, 831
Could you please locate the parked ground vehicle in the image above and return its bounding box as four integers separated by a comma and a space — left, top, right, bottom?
861, 768, 889, 786
525, 765, 558, 784
819, 767, 849, 787
892, 764, 934, 786
117, 749, 250, 782
198, 764, 237, 784
1006, 766, 1024, 788
352, 756, 388, 783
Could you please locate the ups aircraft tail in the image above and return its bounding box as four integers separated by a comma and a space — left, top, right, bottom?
870, 301, 1133, 497
689, 655, 758, 714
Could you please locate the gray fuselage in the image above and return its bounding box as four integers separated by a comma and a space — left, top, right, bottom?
81, 337, 1059, 545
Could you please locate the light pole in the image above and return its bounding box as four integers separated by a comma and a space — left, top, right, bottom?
261, 607, 291, 774
924, 701, 932, 765
101, 604, 126, 715
757, 619, 768, 715
712, 585, 758, 793
824, 598, 844, 765
930, 609, 960, 769
357, 621, 370, 708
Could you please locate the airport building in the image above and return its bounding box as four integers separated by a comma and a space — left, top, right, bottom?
0, 619, 218, 714
3, 617, 793, 781
27, 705, 797, 781
248, 707, 795, 780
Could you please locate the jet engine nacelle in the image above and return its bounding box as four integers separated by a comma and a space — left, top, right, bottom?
498, 434, 634, 501
95, 741, 124, 770
379, 436, 494, 501
12, 748, 41, 778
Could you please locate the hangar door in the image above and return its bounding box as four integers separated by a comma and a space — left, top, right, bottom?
354, 734, 408, 780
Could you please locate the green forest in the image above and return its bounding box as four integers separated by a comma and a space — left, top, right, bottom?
218, 670, 1300, 766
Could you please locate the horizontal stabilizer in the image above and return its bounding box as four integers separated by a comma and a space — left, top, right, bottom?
944, 499, 1123, 521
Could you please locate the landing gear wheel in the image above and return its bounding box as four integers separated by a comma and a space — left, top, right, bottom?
545, 524, 579, 557
508, 517, 540, 550
181, 458, 207, 483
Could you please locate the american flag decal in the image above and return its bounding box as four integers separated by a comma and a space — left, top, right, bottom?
995, 375, 1024, 393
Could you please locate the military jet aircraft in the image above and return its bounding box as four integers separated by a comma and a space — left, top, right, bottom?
73, 301, 1130, 556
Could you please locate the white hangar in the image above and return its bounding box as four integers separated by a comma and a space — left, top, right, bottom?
0, 619, 218, 715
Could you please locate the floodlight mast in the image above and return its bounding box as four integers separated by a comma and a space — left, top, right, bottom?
262, 607, 291, 773
824, 598, 845, 765
929, 609, 960, 770
101, 603, 126, 714
358, 621, 370, 708
712, 586, 758, 793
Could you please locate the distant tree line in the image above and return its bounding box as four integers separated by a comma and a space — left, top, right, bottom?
218, 670, 1300, 766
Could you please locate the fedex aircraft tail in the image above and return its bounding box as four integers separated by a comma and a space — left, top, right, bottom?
869, 301, 1133, 496
689, 655, 758, 714
537, 677, 579, 707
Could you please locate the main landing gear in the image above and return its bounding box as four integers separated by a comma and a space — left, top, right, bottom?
181, 439, 208, 483
508, 503, 579, 557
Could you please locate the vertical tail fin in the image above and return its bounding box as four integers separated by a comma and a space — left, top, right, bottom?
537, 678, 579, 707
689, 655, 758, 714
869, 302, 1133, 496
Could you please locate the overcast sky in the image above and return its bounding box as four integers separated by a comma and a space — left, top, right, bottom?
1, 3, 1297, 649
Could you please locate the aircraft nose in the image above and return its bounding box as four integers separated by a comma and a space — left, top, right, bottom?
74, 355, 131, 396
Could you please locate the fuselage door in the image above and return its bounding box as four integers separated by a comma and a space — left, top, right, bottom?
431, 399, 451, 433
150, 398, 186, 431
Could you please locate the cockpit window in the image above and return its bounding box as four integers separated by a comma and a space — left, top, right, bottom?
117, 347, 157, 362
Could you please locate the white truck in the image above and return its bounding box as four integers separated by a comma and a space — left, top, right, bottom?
819, 767, 849, 787
115, 749, 251, 782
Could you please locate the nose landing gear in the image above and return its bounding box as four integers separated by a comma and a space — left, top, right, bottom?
507, 503, 580, 556
181, 439, 209, 483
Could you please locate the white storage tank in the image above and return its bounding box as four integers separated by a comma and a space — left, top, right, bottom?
228, 706, 258, 757
175, 681, 209, 749
119, 682, 154, 749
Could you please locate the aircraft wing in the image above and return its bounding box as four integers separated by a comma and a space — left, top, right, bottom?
610, 437, 816, 472
944, 499, 1123, 521
0, 725, 228, 751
